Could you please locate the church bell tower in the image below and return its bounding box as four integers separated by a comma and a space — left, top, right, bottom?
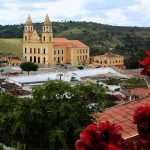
42, 14, 53, 42
23, 15, 34, 42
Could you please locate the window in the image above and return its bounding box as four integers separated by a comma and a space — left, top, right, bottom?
49, 36, 51, 41
86, 49, 88, 53
101, 61, 102, 64
43, 48, 45, 54
83, 56, 84, 59
80, 56, 82, 59
25, 36, 27, 41
62, 57, 63, 61
24, 48, 27, 53
80, 49, 82, 53
62, 50, 63, 55
38, 57, 40, 63
34, 56, 36, 63
30, 48, 32, 53
83, 49, 84, 53
43, 57, 45, 63
38, 48, 40, 54
77, 56, 79, 60
54, 50, 56, 55
34, 48, 36, 54
85, 55, 87, 59
43, 36, 45, 41
104, 60, 107, 64
116, 60, 118, 63
30, 56, 32, 62
58, 50, 59, 55
54, 57, 56, 61
110, 61, 111, 64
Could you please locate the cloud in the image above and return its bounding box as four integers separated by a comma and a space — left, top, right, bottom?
128, 0, 150, 21
0, 0, 150, 26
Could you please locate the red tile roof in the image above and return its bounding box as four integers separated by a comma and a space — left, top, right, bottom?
131, 88, 150, 97
70, 40, 89, 48
94, 97, 150, 139
53, 38, 88, 48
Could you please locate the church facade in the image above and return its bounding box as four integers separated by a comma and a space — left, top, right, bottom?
23, 15, 89, 66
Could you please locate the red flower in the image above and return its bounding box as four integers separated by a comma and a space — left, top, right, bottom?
109, 134, 126, 148
75, 121, 125, 150
133, 105, 150, 127
98, 120, 122, 137
137, 134, 150, 150
79, 124, 101, 147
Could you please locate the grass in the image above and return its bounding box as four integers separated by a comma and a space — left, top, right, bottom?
56, 27, 83, 37
0, 38, 22, 57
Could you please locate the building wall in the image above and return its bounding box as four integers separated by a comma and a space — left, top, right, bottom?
23, 42, 53, 65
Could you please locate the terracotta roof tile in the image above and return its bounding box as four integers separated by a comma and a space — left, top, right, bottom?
131, 88, 150, 97
53, 38, 88, 48
94, 97, 150, 139
70, 40, 89, 48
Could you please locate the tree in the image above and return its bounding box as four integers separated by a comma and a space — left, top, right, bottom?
0, 81, 115, 150
20, 62, 38, 75
31, 80, 115, 149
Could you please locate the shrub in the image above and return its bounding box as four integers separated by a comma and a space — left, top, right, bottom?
77, 66, 84, 70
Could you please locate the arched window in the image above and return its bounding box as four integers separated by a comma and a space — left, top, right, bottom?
25, 36, 27, 41
38, 57, 40, 63
43, 36, 45, 41
43, 57, 45, 63
34, 56, 36, 63
30, 56, 32, 62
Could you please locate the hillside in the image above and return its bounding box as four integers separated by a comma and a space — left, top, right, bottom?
0, 21, 150, 68
0, 38, 22, 57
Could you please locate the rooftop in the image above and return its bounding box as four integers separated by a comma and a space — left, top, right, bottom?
53, 38, 89, 48
94, 97, 150, 139
121, 88, 150, 97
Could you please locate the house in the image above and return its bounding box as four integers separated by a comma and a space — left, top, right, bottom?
91, 52, 124, 68
23, 15, 89, 66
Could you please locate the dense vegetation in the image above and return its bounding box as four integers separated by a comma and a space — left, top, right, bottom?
1, 21, 150, 68
104, 77, 148, 89
0, 80, 115, 150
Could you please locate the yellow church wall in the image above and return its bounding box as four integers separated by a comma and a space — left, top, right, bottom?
67, 48, 71, 64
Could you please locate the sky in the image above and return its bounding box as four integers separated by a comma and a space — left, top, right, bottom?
0, 0, 150, 27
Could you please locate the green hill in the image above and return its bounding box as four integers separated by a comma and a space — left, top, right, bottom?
0, 21, 150, 68
0, 38, 22, 57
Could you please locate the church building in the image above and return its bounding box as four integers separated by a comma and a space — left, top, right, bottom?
23, 15, 89, 66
